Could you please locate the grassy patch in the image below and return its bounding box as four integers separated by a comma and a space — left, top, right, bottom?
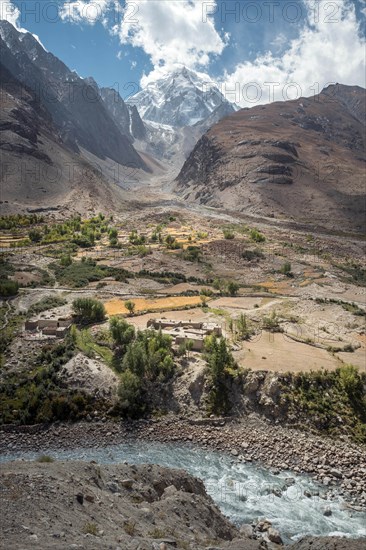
83, 522, 98, 536
74, 328, 113, 366
281, 365, 366, 443
28, 295, 67, 316
36, 455, 55, 463
336, 262, 366, 287
50, 258, 128, 288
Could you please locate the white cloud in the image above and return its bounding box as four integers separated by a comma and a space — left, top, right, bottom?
60, 0, 112, 25
222, 0, 366, 107
0, 0, 20, 26
111, 0, 228, 86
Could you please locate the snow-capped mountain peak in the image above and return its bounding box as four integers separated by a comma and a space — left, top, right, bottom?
127, 66, 234, 127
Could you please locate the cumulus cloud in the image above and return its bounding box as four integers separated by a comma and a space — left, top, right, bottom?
0, 0, 20, 26
222, 0, 366, 107
59, 1, 227, 84
111, 0, 228, 86
60, 0, 112, 25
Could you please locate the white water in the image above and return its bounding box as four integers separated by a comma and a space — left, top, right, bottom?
1, 441, 365, 543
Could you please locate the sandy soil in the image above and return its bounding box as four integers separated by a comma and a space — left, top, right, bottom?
234, 331, 341, 373
104, 295, 203, 315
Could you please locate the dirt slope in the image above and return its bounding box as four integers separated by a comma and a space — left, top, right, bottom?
175, 84, 366, 233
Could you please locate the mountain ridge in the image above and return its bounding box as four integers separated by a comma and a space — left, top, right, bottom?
175, 84, 366, 232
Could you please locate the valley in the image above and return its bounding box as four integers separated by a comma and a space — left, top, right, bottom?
0, 14, 365, 549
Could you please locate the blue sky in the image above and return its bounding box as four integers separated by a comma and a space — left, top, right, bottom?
2, 1, 366, 104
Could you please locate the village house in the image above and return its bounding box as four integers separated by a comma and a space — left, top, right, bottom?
147, 318, 222, 351
24, 314, 72, 338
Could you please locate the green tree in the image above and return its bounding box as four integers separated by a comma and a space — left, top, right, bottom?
213, 278, 224, 294
227, 281, 239, 296
200, 295, 208, 308
0, 280, 19, 297
186, 339, 194, 359
236, 313, 251, 340
205, 336, 237, 414
110, 317, 135, 350
28, 229, 42, 243
118, 369, 142, 415
60, 254, 72, 267
124, 300, 136, 316
72, 298, 106, 324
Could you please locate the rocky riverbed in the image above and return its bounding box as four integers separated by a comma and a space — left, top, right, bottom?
1, 414, 365, 511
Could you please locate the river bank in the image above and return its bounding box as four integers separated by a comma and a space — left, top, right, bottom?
1, 414, 365, 511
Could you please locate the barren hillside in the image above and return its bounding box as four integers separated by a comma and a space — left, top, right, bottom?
175, 84, 366, 233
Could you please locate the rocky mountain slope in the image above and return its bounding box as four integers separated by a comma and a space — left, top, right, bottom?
127, 67, 236, 166
1, 459, 365, 549
0, 20, 148, 170
0, 460, 259, 549
0, 48, 136, 214
128, 67, 235, 127
175, 84, 366, 233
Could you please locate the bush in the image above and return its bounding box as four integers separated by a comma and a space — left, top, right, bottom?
242, 249, 264, 261
250, 229, 265, 243
36, 455, 54, 463
183, 246, 201, 262
28, 229, 42, 243
223, 229, 235, 240
72, 298, 106, 324
262, 311, 282, 332
28, 295, 67, 315
227, 281, 239, 296
129, 230, 145, 245
60, 254, 72, 267
280, 262, 293, 277
0, 280, 19, 297
165, 234, 181, 249
118, 369, 142, 415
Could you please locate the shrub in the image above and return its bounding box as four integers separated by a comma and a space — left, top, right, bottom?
28, 295, 67, 315
124, 300, 136, 316
242, 249, 264, 261
223, 228, 235, 239
60, 254, 72, 267
123, 520, 136, 536
72, 298, 106, 324
36, 455, 54, 463
262, 310, 282, 332
165, 234, 181, 249
250, 229, 265, 243
227, 281, 239, 296
280, 262, 293, 277
83, 522, 98, 536
28, 229, 42, 243
129, 230, 146, 245
0, 280, 19, 297
118, 369, 142, 415
183, 246, 201, 262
